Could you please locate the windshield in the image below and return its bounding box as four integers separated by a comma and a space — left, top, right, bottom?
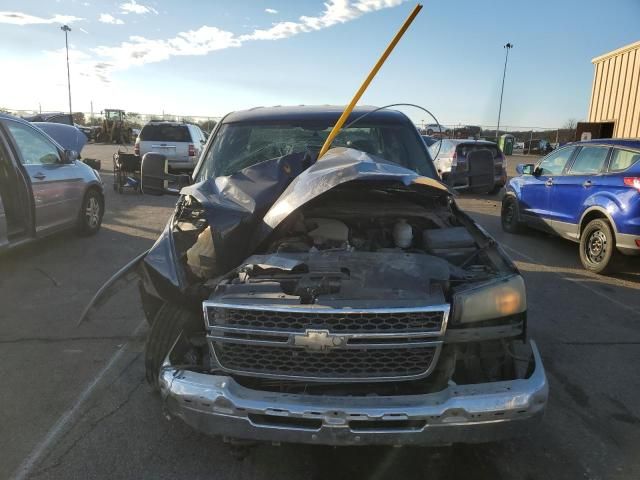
196, 121, 436, 181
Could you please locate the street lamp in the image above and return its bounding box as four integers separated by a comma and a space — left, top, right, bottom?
60, 25, 72, 120
496, 42, 513, 141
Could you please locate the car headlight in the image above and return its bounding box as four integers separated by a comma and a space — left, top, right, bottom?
452, 274, 526, 324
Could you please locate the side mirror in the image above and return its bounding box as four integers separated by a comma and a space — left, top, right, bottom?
141, 153, 192, 195
64, 149, 78, 163
141, 153, 169, 195
517, 163, 535, 175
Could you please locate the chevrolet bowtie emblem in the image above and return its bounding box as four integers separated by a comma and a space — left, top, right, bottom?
293, 329, 347, 351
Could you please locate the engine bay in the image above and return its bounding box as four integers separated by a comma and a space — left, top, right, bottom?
205, 188, 498, 308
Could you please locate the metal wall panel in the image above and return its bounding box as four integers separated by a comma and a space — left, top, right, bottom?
589, 41, 640, 138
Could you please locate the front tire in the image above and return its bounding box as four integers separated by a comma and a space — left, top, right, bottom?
145, 303, 202, 391
579, 219, 618, 274
77, 189, 103, 236
501, 196, 523, 233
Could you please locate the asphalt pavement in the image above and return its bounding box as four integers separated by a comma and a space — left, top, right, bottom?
1, 148, 639, 480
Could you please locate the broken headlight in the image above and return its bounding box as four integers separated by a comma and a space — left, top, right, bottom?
451, 274, 526, 324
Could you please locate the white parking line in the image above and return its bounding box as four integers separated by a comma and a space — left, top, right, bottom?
11, 320, 146, 480
502, 244, 640, 318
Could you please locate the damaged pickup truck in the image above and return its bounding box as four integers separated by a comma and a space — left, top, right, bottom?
85, 105, 548, 446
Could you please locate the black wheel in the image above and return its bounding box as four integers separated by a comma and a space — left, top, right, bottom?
580, 219, 618, 274
76, 188, 103, 236
501, 196, 523, 234
145, 303, 202, 391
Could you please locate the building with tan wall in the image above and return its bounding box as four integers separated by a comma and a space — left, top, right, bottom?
588, 40, 640, 138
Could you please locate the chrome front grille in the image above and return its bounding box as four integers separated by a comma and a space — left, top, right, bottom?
204, 302, 449, 382
206, 306, 445, 334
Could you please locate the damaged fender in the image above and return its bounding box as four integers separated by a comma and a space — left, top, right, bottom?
78, 250, 147, 325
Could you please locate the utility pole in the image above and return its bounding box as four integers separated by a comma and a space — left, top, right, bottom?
90, 100, 94, 123
496, 43, 513, 141
61, 25, 73, 120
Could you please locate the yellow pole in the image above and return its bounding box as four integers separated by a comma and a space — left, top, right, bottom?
317, 3, 423, 159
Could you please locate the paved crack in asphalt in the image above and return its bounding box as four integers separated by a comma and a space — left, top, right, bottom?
29, 377, 146, 479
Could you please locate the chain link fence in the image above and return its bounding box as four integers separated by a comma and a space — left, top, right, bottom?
3, 108, 577, 146
2, 108, 223, 133
417, 122, 576, 146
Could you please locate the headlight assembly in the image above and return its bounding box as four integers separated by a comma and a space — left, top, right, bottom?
452, 274, 526, 324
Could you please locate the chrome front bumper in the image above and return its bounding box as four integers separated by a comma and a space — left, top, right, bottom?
159, 340, 548, 446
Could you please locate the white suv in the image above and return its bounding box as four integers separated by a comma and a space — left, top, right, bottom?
135, 121, 206, 171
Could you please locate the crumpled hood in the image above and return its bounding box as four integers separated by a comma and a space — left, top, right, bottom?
261, 147, 447, 232
175, 147, 449, 277
33, 122, 87, 154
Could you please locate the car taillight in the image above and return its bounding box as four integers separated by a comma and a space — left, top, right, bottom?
624, 177, 640, 191
134, 143, 139, 156
188, 144, 196, 157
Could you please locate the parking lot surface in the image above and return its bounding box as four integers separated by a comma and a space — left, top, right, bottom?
2, 146, 640, 480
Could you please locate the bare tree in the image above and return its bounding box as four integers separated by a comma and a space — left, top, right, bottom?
72, 112, 85, 125
563, 118, 577, 130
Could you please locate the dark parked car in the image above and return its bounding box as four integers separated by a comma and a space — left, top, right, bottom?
502, 139, 640, 273
23, 112, 74, 125
84, 105, 547, 449
74, 124, 93, 139
0, 114, 104, 250
428, 139, 507, 193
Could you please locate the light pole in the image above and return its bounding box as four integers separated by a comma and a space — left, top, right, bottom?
61, 25, 73, 120
496, 42, 513, 141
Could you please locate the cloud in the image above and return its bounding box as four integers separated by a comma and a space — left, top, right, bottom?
265, 8, 278, 14
99, 13, 124, 25
0, 11, 83, 25
89, 0, 405, 82
92, 26, 240, 72
119, 1, 158, 15
240, 0, 404, 41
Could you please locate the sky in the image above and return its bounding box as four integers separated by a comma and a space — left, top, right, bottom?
1, 0, 639, 128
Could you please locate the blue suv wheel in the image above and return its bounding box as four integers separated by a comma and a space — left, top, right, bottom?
579, 219, 618, 274
501, 196, 523, 234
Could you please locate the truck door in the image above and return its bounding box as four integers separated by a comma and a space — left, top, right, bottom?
4, 119, 79, 234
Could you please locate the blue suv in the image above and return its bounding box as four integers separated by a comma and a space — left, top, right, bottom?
502, 139, 640, 273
